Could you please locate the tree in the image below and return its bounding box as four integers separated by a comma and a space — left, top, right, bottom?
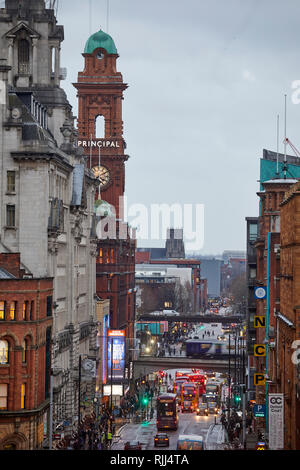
226, 273, 247, 314
175, 281, 193, 314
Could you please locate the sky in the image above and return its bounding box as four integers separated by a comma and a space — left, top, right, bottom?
56, 0, 300, 255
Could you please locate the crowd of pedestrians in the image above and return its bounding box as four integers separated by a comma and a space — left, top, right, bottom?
71, 410, 116, 450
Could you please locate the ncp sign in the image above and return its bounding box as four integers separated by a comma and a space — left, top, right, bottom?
269, 393, 284, 450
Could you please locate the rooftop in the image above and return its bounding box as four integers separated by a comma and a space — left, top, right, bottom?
84, 29, 117, 55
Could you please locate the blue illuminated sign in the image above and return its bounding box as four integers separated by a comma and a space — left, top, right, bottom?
107, 330, 125, 382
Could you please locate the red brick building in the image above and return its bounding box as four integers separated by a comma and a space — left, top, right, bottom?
73, 30, 136, 356
255, 179, 297, 436
278, 181, 300, 449
0, 253, 53, 450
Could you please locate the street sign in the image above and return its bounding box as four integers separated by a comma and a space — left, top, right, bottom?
254, 316, 266, 328
254, 374, 266, 386
253, 404, 266, 418
254, 287, 267, 299
269, 393, 284, 449
254, 344, 266, 356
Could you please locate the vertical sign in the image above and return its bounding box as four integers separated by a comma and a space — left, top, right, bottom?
107, 330, 125, 382
269, 393, 284, 449
102, 314, 109, 384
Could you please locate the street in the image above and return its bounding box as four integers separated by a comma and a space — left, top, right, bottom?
112, 411, 225, 451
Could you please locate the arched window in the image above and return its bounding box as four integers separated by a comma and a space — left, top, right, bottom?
18, 39, 30, 74
0, 301, 5, 320
0, 340, 9, 364
95, 115, 105, 138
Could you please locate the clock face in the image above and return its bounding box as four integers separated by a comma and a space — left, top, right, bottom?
92, 165, 111, 189
12, 108, 21, 119
83, 359, 94, 371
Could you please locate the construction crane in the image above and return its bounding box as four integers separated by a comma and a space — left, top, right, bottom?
284, 137, 300, 159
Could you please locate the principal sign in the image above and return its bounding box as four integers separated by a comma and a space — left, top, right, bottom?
77, 139, 121, 148
269, 393, 284, 449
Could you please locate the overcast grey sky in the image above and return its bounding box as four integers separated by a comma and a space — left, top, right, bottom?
57, 0, 300, 254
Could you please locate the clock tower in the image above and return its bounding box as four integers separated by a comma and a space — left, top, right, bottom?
73, 29, 128, 218
73, 29, 136, 348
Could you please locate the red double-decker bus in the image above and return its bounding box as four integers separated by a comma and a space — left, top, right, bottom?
187, 373, 206, 395
157, 393, 178, 430
180, 382, 198, 412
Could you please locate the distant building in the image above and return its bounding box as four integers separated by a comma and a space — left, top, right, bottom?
135, 265, 179, 316
195, 258, 222, 298
165, 228, 185, 259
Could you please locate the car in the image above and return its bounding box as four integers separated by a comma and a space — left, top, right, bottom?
196, 404, 208, 416
208, 403, 219, 414
124, 441, 142, 450
154, 433, 169, 447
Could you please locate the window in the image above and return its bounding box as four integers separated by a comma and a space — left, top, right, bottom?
22, 340, 27, 364
0, 384, 8, 410
0, 340, 8, 364
46, 296, 52, 317
22, 301, 28, 320
18, 39, 30, 74
98, 248, 103, 264
29, 301, 34, 320
20, 384, 26, 409
9, 302, 16, 320
7, 171, 16, 193
0, 301, 5, 320
95, 115, 105, 138
250, 268, 256, 279
6, 205, 15, 227
249, 223, 258, 241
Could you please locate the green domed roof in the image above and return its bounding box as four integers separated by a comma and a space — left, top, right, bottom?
94, 199, 115, 218
84, 29, 117, 55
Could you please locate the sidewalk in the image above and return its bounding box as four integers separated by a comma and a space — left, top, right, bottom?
112, 417, 157, 450
205, 424, 228, 450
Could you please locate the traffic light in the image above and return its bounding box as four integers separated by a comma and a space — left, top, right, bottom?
234, 394, 241, 404
142, 396, 149, 406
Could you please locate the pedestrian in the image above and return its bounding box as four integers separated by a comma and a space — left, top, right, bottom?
107, 430, 112, 449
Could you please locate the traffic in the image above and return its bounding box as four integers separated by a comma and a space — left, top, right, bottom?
111, 318, 250, 452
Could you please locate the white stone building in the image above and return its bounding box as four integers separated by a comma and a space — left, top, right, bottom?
0, 0, 99, 437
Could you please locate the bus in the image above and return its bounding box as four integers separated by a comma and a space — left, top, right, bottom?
180, 382, 198, 412
174, 376, 190, 399
175, 370, 192, 378
176, 435, 204, 450
157, 393, 178, 430
187, 373, 206, 395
